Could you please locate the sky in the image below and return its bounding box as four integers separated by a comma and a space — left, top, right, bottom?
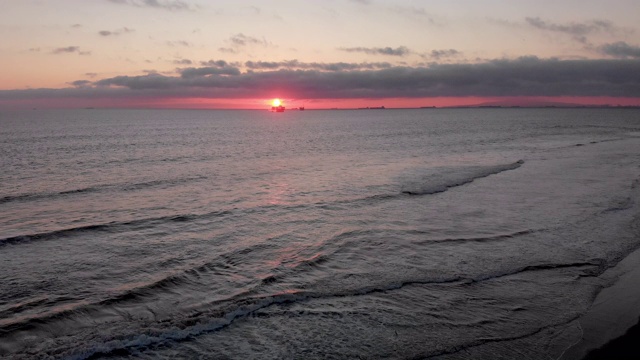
1, 0, 640, 109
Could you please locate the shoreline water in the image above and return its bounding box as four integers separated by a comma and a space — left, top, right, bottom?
562, 239, 640, 359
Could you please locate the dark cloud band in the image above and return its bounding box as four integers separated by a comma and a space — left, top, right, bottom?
2, 57, 640, 101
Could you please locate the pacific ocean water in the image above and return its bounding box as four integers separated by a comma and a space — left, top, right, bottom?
1, 108, 640, 359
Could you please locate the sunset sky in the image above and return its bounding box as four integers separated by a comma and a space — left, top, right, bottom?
1, 0, 640, 109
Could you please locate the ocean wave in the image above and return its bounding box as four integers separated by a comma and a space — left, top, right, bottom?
0, 296, 50, 319
0, 223, 114, 247
400, 160, 524, 196
414, 228, 541, 244
0, 175, 205, 206
0, 210, 230, 247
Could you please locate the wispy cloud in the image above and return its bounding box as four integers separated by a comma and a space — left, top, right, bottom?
599, 42, 640, 59
229, 33, 267, 47
106, 0, 195, 11
426, 49, 461, 61
525, 17, 618, 44
339, 46, 411, 56
244, 59, 392, 71
69, 80, 92, 87
173, 59, 193, 65
218, 47, 237, 54
389, 6, 439, 25
200, 60, 234, 67
51, 46, 91, 55
218, 33, 271, 54
177, 66, 241, 78
98, 27, 134, 36
166, 40, 191, 47
52, 46, 80, 54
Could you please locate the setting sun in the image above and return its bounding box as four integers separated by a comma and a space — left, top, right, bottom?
272, 98, 281, 107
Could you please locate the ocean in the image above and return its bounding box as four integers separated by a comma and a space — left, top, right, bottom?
1, 108, 640, 359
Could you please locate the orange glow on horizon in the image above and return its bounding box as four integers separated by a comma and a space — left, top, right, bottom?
272, 98, 282, 107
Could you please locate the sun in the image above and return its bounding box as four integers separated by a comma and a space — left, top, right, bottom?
272, 98, 281, 107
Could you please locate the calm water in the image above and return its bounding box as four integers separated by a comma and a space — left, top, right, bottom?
1, 108, 640, 359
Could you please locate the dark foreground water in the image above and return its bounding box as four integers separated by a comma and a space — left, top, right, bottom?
1, 108, 640, 359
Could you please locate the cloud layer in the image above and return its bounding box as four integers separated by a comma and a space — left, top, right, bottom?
3, 57, 639, 105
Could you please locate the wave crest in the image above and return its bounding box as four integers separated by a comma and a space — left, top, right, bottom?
401, 160, 524, 196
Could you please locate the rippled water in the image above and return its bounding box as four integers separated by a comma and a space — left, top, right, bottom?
1, 108, 640, 359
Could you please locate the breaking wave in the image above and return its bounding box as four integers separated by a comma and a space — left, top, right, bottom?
401, 160, 524, 195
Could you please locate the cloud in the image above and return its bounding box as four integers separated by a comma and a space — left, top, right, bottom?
177, 66, 241, 78
218, 34, 270, 54
427, 49, 461, 60
244, 59, 392, 71
599, 42, 640, 59
90, 57, 640, 98
70, 80, 92, 87
173, 59, 193, 65
98, 27, 134, 36
229, 33, 266, 47
389, 6, 439, 25
166, 40, 191, 47
106, 0, 194, 11
525, 17, 617, 44
52, 46, 80, 54
218, 47, 237, 54
339, 46, 411, 56
200, 60, 233, 67
51, 46, 91, 55
4, 58, 640, 103
93, 73, 176, 89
